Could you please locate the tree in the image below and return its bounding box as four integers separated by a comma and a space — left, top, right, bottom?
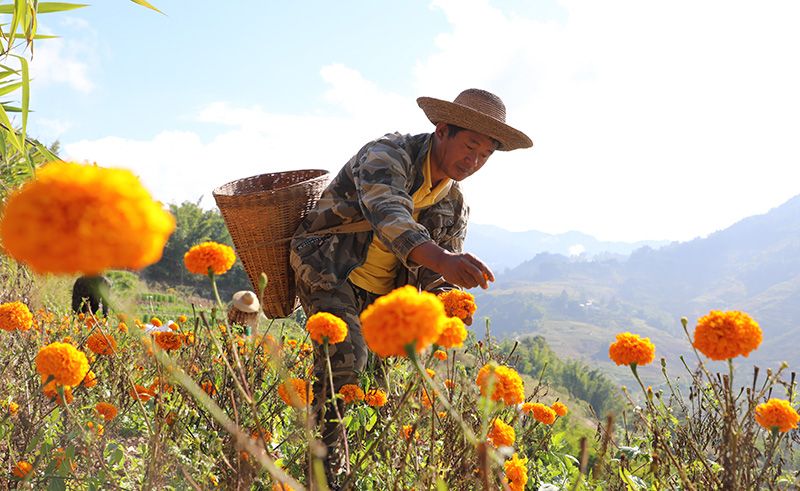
142, 201, 250, 300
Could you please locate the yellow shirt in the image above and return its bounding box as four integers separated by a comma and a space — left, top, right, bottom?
349, 148, 452, 294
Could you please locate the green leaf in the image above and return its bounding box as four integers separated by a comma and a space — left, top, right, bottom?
0, 81, 22, 96
618, 467, 640, 490
10, 54, 29, 142
47, 477, 67, 491
0, 2, 86, 14
37, 2, 89, 13
365, 406, 378, 431
129, 0, 164, 14
0, 101, 23, 153
7, 32, 58, 39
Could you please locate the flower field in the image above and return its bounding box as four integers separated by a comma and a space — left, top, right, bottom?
0, 163, 799, 490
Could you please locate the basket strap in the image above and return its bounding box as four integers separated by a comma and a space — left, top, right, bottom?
281, 202, 439, 244
275, 220, 372, 245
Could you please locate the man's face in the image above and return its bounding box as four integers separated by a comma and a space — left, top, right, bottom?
433, 123, 497, 182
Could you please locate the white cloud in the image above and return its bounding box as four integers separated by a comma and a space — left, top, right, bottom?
63, 0, 800, 242
28, 37, 94, 93
32, 117, 72, 141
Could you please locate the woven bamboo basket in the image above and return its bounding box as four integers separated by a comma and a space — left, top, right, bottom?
213, 170, 329, 318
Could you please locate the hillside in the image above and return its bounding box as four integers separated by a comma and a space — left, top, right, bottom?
475, 194, 800, 372
464, 224, 670, 272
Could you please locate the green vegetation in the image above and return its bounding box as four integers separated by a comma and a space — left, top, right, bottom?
141, 201, 251, 301
504, 335, 624, 418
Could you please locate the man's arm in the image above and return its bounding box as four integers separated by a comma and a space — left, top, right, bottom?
352, 138, 432, 264
408, 240, 494, 290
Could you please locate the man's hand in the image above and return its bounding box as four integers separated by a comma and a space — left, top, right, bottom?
409, 241, 494, 290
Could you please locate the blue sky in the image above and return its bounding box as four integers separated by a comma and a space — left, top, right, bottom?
21, 0, 800, 243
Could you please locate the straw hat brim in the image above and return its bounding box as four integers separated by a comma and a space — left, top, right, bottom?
232, 291, 260, 313
417, 97, 533, 151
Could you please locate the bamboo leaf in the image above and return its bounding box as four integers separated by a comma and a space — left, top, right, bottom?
36, 2, 88, 13
129, 0, 163, 15
6, 32, 57, 39
10, 54, 28, 143
0, 100, 23, 154
0, 2, 87, 14
7, 0, 24, 50
0, 80, 22, 96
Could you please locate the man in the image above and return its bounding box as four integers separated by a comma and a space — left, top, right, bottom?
71, 275, 112, 317
289, 88, 532, 483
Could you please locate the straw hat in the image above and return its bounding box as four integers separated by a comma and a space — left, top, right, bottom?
231, 290, 260, 313
417, 88, 532, 151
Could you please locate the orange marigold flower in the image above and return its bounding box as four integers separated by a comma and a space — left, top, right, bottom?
154, 331, 183, 351
6, 401, 19, 415
435, 316, 467, 348
693, 310, 763, 361
0, 162, 175, 274
0, 301, 33, 331
552, 401, 568, 417
339, 384, 365, 403
608, 332, 655, 366
42, 381, 74, 405
183, 241, 236, 275
35, 342, 89, 387
278, 379, 313, 407
306, 312, 348, 345
476, 363, 525, 406
150, 317, 163, 327
53, 447, 76, 471
86, 332, 117, 355
401, 424, 415, 441
445, 378, 456, 389
365, 388, 388, 407
522, 402, 557, 425
86, 421, 104, 436
437, 289, 477, 321
12, 460, 32, 479
755, 398, 800, 433
150, 377, 173, 394
201, 380, 218, 396
272, 483, 294, 491
130, 384, 155, 402
433, 349, 448, 361
82, 370, 98, 388
488, 418, 516, 447
426, 368, 436, 378
420, 388, 435, 409
95, 402, 118, 421
251, 428, 273, 443
504, 453, 529, 491
117, 322, 128, 333
178, 314, 188, 323
360, 285, 446, 357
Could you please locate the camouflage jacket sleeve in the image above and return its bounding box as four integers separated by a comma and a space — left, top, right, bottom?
352, 138, 433, 267
406, 183, 470, 291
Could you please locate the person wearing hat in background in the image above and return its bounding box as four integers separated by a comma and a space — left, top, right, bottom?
227, 290, 260, 335
289, 88, 532, 486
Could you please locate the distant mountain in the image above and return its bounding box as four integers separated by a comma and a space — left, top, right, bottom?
473, 194, 800, 373
465, 223, 670, 272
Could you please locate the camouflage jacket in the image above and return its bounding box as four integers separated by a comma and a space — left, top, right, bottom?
290, 132, 469, 292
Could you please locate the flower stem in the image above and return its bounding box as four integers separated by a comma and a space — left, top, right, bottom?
324, 340, 350, 474
208, 269, 224, 309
